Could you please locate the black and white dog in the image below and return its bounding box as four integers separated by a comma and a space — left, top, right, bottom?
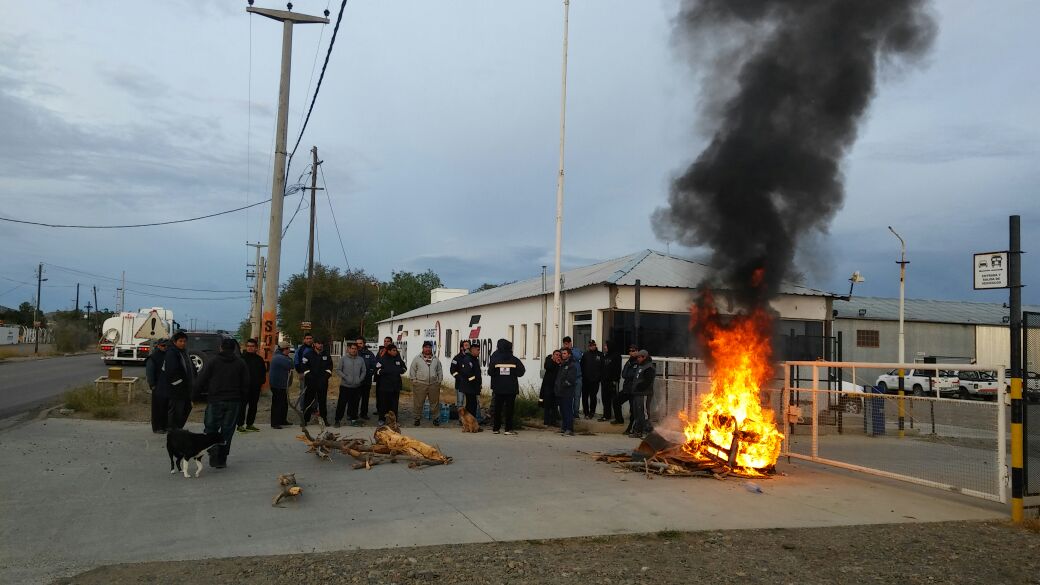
167, 429, 223, 478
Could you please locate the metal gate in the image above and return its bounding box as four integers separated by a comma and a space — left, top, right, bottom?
1024, 311, 1040, 497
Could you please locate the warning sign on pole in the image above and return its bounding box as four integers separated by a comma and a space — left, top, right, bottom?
973, 251, 1009, 290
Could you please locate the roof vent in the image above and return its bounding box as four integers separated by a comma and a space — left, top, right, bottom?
858, 309, 867, 317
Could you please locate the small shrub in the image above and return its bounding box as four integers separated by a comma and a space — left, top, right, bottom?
91, 406, 122, 419
63, 385, 120, 414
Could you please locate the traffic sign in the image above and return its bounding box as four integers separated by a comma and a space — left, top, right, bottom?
300, 321, 312, 331
974, 251, 1009, 289
134, 310, 170, 340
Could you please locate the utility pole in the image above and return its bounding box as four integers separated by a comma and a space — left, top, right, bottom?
1009, 214, 1024, 522
34, 263, 44, 354
248, 4, 329, 364
246, 241, 268, 339
117, 270, 126, 313
304, 145, 323, 326
93, 286, 99, 331
551, 0, 571, 350
75, 283, 80, 313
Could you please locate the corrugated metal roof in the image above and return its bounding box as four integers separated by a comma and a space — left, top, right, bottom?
834, 296, 1040, 326
381, 250, 834, 323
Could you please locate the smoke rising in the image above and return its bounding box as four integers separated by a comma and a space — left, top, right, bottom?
654, 0, 936, 307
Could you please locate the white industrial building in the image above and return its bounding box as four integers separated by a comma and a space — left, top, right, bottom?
377, 250, 836, 391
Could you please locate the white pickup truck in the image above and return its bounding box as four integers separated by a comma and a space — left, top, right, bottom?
98, 307, 175, 365
874, 368, 960, 397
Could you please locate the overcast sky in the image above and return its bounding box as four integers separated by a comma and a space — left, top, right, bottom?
0, 0, 1037, 330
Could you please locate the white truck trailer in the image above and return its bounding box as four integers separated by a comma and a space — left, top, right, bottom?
98, 307, 175, 365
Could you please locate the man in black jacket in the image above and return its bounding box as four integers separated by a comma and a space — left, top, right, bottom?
449, 340, 471, 411
599, 340, 621, 422
554, 348, 578, 436
194, 338, 248, 468
146, 338, 169, 433
580, 340, 604, 420
488, 339, 526, 435
629, 350, 656, 438
613, 344, 639, 429
161, 332, 195, 430
374, 344, 406, 425
539, 350, 562, 427
355, 337, 377, 419
300, 340, 333, 425
237, 338, 267, 432
456, 343, 482, 419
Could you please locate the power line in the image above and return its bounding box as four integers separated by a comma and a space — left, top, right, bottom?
44, 264, 247, 293
284, 0, 349, 180
0, 199, 272, 229
319, 164, 351, 270
123, 289, 250, 302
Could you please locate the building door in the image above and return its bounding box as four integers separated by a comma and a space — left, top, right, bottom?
573, 324, 592, 350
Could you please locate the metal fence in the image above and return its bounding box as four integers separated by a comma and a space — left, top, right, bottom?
1025, 311, 1040, 497
783, 361, 1006, 503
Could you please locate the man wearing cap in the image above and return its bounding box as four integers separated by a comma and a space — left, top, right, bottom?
146, 338, 169, 434
629, 350, 656, 438
409, 340, 443, 427
269, 341, 294, 428
612, 344, 640, 428
562, 336, 583, 419
580, 340, 604, 419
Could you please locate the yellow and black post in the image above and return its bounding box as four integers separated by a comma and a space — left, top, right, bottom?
1009, 214, 1024, 522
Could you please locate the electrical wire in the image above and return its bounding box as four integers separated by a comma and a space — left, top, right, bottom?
123, 289, 250, 302
0, 283, 26, 298
319, 165, 351, 270
44, 264, 247, 293
0, 199, 271, 229
284, 0, 350, 180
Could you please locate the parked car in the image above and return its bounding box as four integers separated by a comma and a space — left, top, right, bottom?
1004, 369, 1040, 402
954, 370, 1000, 400
874, 369, 960, 397
184, 332, 234, 374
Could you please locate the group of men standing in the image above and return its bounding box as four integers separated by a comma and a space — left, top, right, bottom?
145, 333, 270, 468
538, 338, 656, 438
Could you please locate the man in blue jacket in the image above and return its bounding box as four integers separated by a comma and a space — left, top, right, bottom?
562, 336, 583, 419
269, 341, 294, 428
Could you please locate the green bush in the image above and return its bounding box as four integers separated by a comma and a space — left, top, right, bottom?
512, 391, 542, 427
63, 385, 120, 414
91, 406, 122, 419
53, 320, 95, 353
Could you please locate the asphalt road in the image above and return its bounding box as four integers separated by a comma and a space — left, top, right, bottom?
0, 354, 115, 418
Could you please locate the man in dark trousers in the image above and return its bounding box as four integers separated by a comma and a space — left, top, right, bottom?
269, 341, 294, 428
355, 336, 377, 419
374, 344, 407, 425
613, 344, 640, 429
293, 332, 314, 405
580, 340, 604, 419
161, 331, 195, 430
457, 343, 482, 419
299, 340, 333, 425
599, 340, 622, 422
237, 338, 267, 433
555, 347, 578, 437
145, 338, 169, 434
450, 340, 471, 410
488, 339, 526, 435
629, 350, 656, 438
539, 350, 562, 427
194, 338, 248, 468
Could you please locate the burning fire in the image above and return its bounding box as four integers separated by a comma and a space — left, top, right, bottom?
680, 290, 784, 476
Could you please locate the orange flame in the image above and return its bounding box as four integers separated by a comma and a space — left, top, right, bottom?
682, 290, 783, 476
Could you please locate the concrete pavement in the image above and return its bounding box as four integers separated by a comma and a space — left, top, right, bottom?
0, 353, 112, 418
0, 418, 1005, 584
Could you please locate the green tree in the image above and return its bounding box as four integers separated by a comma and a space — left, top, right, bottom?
236, 317, 252, 341
369, 270, 443, 327
472, 281, 514, 293
278, 264, 380, 343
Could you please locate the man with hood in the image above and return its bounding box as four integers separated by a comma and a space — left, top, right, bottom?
269, 341, 294, 428
487, 338, 526, 435
554, 347, 578, 436
237, 338, 267, 433
374, 343, 407, 425
599, 340, 622, 422
161, 331, 195, 430
335, 341, 368, 427
301, 340, 333, 425
146, 338, 169, 434
193, 338, 248, 468
409, 340, 443, 427
449, 340, 471, 410
613, 344, 640, 429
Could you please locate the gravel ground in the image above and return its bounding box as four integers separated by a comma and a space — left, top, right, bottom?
60, 521, 1039, 585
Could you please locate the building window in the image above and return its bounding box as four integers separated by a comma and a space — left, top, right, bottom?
507, 325, 514, 346
445, 329, 453, 357
414, 329, 420, 337
856, 329, 880, 348
534, 323, 542, 358
519, 324, 527, 358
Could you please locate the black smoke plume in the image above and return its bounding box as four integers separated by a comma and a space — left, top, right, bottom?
654, 0, 936, 307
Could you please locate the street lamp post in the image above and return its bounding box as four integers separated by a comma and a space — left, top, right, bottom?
888, 226, 908, 437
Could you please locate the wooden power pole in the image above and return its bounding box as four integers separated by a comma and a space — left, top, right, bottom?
304, 146, 323, 328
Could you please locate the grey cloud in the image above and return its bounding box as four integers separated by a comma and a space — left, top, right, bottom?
859, 124, 1038, 164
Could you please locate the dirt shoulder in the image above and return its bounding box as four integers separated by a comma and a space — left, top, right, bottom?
60, 521, 1039, 585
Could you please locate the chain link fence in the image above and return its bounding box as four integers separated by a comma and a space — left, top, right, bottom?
1024, 311, 1040, 497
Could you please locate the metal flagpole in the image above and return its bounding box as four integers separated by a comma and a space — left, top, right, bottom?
551, 0, 571, 351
